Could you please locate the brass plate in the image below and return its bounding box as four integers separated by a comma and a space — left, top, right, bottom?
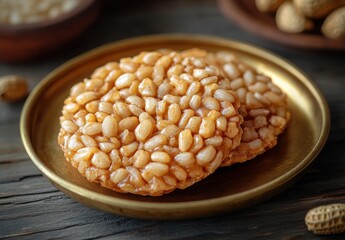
20, 34, 330, 220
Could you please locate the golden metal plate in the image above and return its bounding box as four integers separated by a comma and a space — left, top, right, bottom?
20, 34, 330, 220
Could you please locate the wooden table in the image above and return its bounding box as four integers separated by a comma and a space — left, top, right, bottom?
1, 1, 344, 239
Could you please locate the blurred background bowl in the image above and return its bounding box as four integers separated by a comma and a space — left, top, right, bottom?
0, 0, 101, 62
218, 0, 345, 50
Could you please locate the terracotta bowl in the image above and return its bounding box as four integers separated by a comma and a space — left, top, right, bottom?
0, 0, 100, 62
218, 0, 345, 50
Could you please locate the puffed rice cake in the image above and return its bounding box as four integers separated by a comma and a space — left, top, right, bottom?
58, 50, 243, 196
182, 49, 290, 165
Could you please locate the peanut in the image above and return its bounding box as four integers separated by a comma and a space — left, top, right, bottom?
276, 1, 314, 33
255, 0, 285, 13
322, 6, 345, 39
0, 75, 28, 102
293, 0, 345, 18
305, 203, 345, 235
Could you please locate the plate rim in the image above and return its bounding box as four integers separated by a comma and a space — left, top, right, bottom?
20, 34, 330, 212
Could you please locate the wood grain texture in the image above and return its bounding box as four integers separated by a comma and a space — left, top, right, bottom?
0, 0, 344, 239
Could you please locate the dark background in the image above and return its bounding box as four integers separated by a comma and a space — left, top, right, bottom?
1, 1, 344, 239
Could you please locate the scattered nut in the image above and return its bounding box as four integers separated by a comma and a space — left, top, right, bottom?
293, 0, 345, 18
255, 0, 286, 13
305, 203, 345, 235
0, 75, 28, 102
276, 1, 314, 33
322, 6, 345, 39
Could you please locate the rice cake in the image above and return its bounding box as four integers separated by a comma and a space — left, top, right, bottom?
58, 50, 243, 196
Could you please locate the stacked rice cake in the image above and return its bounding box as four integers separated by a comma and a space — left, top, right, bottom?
58, 49, 290, 196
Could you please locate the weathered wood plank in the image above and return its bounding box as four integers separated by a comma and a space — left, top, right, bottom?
0, 122, 28, 163
0, 138, 344, 239
0, 160, 41, 184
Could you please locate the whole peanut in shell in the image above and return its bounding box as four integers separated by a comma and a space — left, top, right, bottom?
322, 6, 345, 39
276, 1, 314, 33
0, 75, 28, 102
293, 0, 345, 18
255, 0, 286, 13
305, 203, 345, 235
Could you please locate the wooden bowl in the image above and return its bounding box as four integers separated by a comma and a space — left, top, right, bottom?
218, 0, 345, 50
20, 34, 330, 219
0, 0, 100, 62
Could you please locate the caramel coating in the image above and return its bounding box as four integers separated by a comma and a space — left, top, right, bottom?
58, 50, 243, 196
181, 49, 290, 166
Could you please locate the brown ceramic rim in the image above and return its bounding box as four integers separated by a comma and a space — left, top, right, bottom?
20, 34, 330, 219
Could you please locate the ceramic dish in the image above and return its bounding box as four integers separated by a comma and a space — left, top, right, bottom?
0, 0, 100, 62
218, 0, 345, 50
20, 34, 330, 220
